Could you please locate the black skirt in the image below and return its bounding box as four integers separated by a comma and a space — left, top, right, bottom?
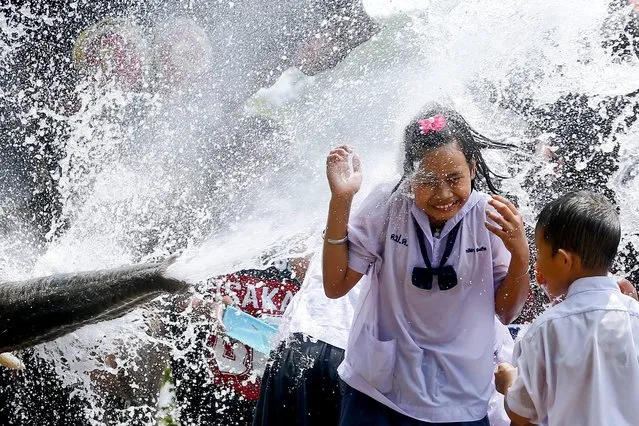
340, 384, 491, 426
252, 333, 345, 426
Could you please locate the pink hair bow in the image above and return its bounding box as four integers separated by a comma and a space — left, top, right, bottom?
418, 114, 447, 135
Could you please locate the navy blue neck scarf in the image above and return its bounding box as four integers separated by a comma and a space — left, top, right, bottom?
411, 217, 463, 291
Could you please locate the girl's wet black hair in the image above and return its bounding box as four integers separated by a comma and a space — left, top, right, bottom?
396, 103, 515, 193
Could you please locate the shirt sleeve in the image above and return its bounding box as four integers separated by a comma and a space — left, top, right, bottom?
347, 184, 393, 275
494, 317, 515, 364
506, 332, 547, 424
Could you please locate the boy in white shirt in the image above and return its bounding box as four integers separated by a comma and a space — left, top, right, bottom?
495, 191, 639, 426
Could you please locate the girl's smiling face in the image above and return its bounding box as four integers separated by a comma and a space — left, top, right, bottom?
411, 142, 475, 226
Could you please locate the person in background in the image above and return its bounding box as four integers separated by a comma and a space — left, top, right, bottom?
169, 262, 304, 426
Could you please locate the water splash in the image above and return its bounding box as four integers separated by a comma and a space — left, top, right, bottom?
1, 0, 638, 424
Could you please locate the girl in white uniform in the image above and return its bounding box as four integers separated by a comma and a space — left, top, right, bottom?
322, 104, 531, 425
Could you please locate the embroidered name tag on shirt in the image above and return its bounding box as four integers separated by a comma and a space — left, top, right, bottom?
390, 233, 408, 247
466, 246, 487, 253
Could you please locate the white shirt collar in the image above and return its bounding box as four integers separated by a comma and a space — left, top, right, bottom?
566, 275, 620, 299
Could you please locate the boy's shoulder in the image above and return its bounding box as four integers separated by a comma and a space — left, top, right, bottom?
514, 304, 585, 365
520, 279, 639, 347
518, 302, 567, 343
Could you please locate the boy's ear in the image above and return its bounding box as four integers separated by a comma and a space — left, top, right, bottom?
556, 249, 574, 270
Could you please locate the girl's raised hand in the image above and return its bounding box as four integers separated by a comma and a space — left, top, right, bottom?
326, 145, 362, 199
485, 195, 530, 262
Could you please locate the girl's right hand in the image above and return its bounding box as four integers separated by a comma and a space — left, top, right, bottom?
326, 145, 362, 199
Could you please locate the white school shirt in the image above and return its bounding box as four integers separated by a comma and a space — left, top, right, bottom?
338, 183, 511, 423
281, 253, 509, 371
279, 252, 368, 350
488, 317, 515, 426
506, 276, 639, 426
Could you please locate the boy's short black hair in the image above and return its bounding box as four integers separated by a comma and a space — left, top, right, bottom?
535, 191, 620, 270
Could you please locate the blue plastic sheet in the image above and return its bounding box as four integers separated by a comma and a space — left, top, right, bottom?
222, 306, 278, 354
